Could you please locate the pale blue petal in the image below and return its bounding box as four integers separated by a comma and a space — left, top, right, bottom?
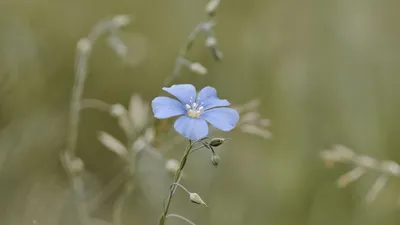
197, 86, 230, 110
197, 86, 218, 101
202, 108, 239, 131
152, 97, 186, 119
162, 84, 197, 105
174, 116, 208, 140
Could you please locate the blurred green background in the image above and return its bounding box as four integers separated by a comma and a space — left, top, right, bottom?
2, 0, 400, 225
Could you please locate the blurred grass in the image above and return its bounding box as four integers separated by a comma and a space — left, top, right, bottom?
2, 0, 400, 225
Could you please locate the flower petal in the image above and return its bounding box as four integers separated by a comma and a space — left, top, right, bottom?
202, 108, 239, 131
174, 116, 208, 140
152, 97, 186, 119
163, 84, 197, 105
197, 86, 230, 110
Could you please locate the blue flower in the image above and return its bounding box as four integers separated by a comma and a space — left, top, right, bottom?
152, 84, 239, 140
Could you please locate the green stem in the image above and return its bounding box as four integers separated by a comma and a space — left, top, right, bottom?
158, 140, 193, 225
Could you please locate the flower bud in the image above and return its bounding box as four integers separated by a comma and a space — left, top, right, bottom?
205, 36, 217, 47
110, 104, 127, 117
211, 155, 220, 167
77, 38, 92, 53
132, 137, 146, 152
70, 157, 85, 174
337, 167, 365, 188
381, 160, 400, 176
240, 124, 272, 139
165, 159, 180, 175
189, 62, 207, 75
355, 155, 376, 168
98, 131, 128, 157
366, 175, 389, 203
109, 104, 134, 137
202, 21, 215, 31
107, 35, 128, 57
189, 193, 208, 207
206, 0, 220, 15
112, 15, 131, 27
209, 138, 227, 147
129, 94, 150, 132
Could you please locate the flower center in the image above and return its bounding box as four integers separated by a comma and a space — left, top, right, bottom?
186, 97, 204, 118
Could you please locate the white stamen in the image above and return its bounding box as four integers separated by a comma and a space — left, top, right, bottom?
185, 96, 205, 118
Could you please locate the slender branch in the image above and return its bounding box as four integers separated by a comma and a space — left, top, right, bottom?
61, 15, 131, 225
80, 99, 111, 111
65, 45, 89, 158
72, 176, 93, 225
88, 169, 128, 212
167, 214, 196, 225
158, 140, 194, 225
171, 183, 191, 195
136, 3, 223, 140
320, 145, 400, 177
65, 15, 130, 158
169, 23, 205, 81
112, 110, 141, 225
188, 145, 208, 155
321, 145, 400, 203
113, 179, 135, 225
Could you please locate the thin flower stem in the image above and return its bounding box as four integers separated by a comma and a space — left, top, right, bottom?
62, 42, 92, 225
137, 1, 222, 142
61, 15, 130, 225
188, 145, 208, 155
80, 99, 111, 111
169, 23, 204, 81
158, 140, 194, 225
112, 113, 140, 225
166, 214, 196, 225
65, 15, 129, 158
172, 175, 183, 196
72, 176, 92, 225
135, 22, 203, 138
134, 26, 202, 139
171, 183, 191, 195
88, 168, 128, 212
113, 179, 135, 225
65, 50, 89, 158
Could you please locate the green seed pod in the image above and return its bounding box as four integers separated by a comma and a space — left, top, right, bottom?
209, 138, 226, 147
189, 193, 208, 207
211, 155, 220, 167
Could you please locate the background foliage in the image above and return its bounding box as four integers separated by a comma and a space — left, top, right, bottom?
1, 0, 400, 225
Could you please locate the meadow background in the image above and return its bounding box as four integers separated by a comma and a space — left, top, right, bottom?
1, 0, 400, 225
